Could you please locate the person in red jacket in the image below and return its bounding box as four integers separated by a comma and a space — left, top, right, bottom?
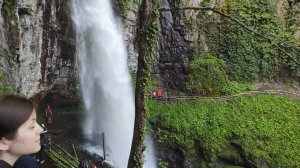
91, 162, 97, 168
157, 89, 164, 97
45, 106, 53, 124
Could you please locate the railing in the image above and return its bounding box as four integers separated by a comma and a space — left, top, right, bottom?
153, 90, 300, 102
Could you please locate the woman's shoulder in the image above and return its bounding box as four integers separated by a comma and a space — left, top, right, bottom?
13, 155, 38, 168
0, 160, 12, 168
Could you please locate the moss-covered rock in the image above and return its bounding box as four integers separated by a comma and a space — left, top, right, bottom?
184, 54, 228, 96
2, 0, 19, 58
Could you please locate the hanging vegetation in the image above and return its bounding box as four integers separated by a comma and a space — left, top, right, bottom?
200, 0, 299, 82
184, 54, 228, 96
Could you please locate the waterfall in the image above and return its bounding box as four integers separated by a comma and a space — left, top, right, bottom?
71, 0, 135, 167
144, 128, 158, 168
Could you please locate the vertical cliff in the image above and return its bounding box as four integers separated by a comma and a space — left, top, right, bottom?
0, 0, 299, 105
38, 0, 77, 106
0, 0, 77, 106
157, 0, 202, 91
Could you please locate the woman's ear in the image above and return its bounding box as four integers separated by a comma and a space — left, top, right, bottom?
0, 137, 10, 151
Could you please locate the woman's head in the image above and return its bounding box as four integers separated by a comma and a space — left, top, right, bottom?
0, 94, 43, 156
0, 94, 34, 139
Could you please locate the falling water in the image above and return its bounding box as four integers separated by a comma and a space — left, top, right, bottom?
143, 127, 158, 168
71, 0, 134, 167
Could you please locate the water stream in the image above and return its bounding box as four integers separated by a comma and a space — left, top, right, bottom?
71, 1, 157, 167
71, 0, 134, 167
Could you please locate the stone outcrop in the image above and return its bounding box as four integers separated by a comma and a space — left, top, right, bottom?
0, 0, 299, 105
38, 0, 78, 107
0, 0, 139, 106
156, 0, 197, 91
123, 9, 139, 71
0, 0, 78, 106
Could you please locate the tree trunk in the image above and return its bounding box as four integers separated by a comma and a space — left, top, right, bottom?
128, 0, 153, 167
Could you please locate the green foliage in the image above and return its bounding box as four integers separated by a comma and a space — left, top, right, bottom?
118, 0, 142, 15
2, 0, 19, 58
118, 0, 130, 14
133, 152, 144, 168
184, 54, 228, 96
198, 0, 299, 82
47, 149, 78, 168
0, 49, 12, 59
2, 0, 16, 19
158, 159, 168, 168
130, 70, 137, 93
145, 1, 159, 101
0, 73, 12, 94
54, 106, 84, 116
200, 0, 212, 6
222, 81, 255, 95
149, 95, 300, 167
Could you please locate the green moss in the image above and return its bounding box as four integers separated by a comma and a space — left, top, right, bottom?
222, 81, 256, 95
118, 0, 142, 15
145, 1, 159, 101
196, 0, 299, 82
0, 49, 12, 59
2, 0, 19, 57
133, 152, 144, 168
2, 0, 16, 19
184, 54, 228, 96
118, 0, 130, 14
0, 72, 12, 94
149, 94, 300, 167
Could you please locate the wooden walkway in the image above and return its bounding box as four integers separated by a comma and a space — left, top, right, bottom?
154, 90, 300, 102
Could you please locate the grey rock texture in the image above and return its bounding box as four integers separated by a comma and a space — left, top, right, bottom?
0, 0, 78, 106
123, 9, 139, 71
156, 0, 201, 91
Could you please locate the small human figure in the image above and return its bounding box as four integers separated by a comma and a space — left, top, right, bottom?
149, 91, 154, 99
45, 105, 53, 124
157, 89, 164, 97
91, 162, 97, 168
13, 155, 39, 168
153, 91, 157, 98
37, 124, 48, 164
0, 94, 43, 168
78, 158, 89, 168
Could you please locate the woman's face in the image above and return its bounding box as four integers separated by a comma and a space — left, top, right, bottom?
8, 109, 43, 155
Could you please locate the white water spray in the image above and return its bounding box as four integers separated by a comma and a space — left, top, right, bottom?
144, 129, 158, 168
71, 0, 134, 167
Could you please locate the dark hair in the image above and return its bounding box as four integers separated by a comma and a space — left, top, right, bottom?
0, 94, 34, 140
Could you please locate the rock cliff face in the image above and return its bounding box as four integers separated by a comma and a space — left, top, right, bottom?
1, 0, 298, 105
156, 0, 203, 91
0, 0, 198, 104
0, 0, 140, 106
0, 0, 77, 106
121, 0, 204, 91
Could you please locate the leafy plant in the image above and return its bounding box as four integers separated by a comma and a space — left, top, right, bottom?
149, 94, 300, 167
184, 54, 228, 96
197, 0, 299, 82
222, 81, 255, 95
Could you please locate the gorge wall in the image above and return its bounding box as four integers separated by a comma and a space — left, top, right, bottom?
0, 0, 78, 106
0, 0, 300, 104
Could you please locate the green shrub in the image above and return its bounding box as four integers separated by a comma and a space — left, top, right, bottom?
222, 81, 256, 95
149, 95, 300, 167
198, 0, 299, 82
184, 54, 228, 96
